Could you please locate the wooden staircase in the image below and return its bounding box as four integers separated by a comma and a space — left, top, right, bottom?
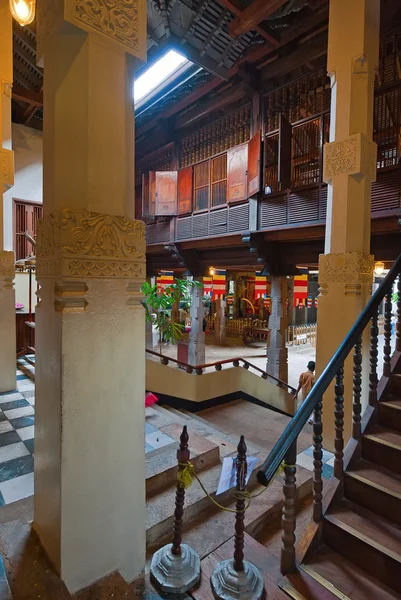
279, 371, 401, 600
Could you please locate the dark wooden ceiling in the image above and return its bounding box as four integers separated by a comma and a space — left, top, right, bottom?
10, 0, 401, 138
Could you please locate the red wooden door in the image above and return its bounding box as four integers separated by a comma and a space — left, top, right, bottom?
177, 167, 193, 215
227, 143, 248, 202
155, 171, 178, 216
248, 132, 261, 196
278, 113, 292, 189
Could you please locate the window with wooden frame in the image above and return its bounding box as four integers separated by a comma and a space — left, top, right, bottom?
291, 117, 321, 188
194, 160, 210, 211
211, 154, 227, 207
14, 200, 42, 261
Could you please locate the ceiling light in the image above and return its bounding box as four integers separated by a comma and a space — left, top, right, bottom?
209, 267, 215, 276
374, 261, 385, 276
9, 0, 35, 26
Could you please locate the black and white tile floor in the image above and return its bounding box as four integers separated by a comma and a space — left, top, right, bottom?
0, 359, 35, 505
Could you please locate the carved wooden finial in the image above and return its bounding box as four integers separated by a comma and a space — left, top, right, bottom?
180, 425, 189, 452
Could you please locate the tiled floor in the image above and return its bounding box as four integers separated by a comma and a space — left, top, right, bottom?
296, 445, 334, 479
0, 362, 35, 505
145, 422, 174, 453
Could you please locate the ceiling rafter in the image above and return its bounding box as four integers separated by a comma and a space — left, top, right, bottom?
216, 0, 279, 47
228, 0, 288, 37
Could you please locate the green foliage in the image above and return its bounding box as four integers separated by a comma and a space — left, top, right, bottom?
141, 278, 202, 346
393, 292, 399, 303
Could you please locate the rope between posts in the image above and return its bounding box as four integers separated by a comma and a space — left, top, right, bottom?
177, 460, 291, 514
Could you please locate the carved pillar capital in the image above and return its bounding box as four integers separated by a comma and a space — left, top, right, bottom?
37, 0, 147, 62
36, 209, 146, 311
318, 252, 374, 298
323, 133, 377, 184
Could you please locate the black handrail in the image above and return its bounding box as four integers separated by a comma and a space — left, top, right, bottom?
146, 348, 297, 393
257, 254, 401, 486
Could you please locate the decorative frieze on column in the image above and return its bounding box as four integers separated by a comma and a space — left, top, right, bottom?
37, 0, 146, 62
267, 276, 288, 383
319, 252, 374, 297
0, 148, 14, 188
36, 209, 145, 311
323, 133, 377, 183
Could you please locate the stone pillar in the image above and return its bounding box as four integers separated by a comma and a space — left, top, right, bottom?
215, 298, 226, 345
267, 277, 288, 382
34, 1, 147, 594
189, 278, 205, 366
316, 0, 379, 451
0, 0, 16, 393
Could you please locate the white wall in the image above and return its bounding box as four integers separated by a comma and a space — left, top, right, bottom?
3, 123, 43, 250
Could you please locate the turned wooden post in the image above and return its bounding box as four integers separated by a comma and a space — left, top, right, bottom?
233, 435, 247, 573
172, 426, 190, 556
312, 399, 323, 522
383, 292, 392, 377
281, 440, 297, 575
334, 365, 344, 480
369, 312, 379, 407
352, 336, 363, 441
396, 277, 401, 353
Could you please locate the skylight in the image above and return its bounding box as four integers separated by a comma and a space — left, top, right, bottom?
134, 50, 188, 104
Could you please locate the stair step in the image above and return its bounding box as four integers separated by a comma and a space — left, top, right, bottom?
345, 460, 401, 525
362, 426, 401, 474
279, 569, 338, 600
378, 397, 401, 431
305, 545, 401, 600
324, 498, 401, 592
147, 464, 313, 559
391, 374, 401, 396
146, 427, 220, 497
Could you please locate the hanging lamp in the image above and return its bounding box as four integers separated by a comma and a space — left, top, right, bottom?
9, 0, 36, 26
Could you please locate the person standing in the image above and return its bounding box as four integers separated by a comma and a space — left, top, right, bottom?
293, 361, 316, 423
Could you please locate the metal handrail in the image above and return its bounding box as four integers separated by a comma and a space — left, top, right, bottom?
145, 349, 296, 393
257, 253, 401, 486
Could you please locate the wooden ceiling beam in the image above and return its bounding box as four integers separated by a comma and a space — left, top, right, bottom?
12, 85, 43, 107
176, 83, 246, 128
217, 0, 279, 47
14, 44, 43, 79
228, 0, 288, 38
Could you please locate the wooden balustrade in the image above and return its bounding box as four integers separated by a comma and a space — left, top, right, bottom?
281, 441, 297, 575
352, 337, 363, 441
256, 254, 401, 577
233, 436, 247, 573
369, 311, 379, 407
172, 426, 190, 556
312, 399, 323, 522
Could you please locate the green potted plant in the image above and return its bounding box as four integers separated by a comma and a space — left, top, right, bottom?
141, 278, 202, 353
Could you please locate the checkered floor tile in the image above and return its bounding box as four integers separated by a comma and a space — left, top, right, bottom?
0, 367, 35, 505
296, 445, 334, 479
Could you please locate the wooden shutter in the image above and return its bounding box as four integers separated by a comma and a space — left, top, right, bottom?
194, 161, 210, 210
278, 113, 292, 189
155, 171, 178, 216
142, 173, 150, 217
14, 200, 42, 261
227, 143, 248, 202
177, 167, 193, 215
211, 154, 227, 207
149, 171, 156, 217
248, 132, 261, 196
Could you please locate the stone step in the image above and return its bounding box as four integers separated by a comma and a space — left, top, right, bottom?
146, 462, 313, 560
146, 426, 220, 497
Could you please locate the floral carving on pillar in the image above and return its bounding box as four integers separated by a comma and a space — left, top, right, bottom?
36, 209, 146, 280
318, 252, 374, 285
323, 133, 377, 183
